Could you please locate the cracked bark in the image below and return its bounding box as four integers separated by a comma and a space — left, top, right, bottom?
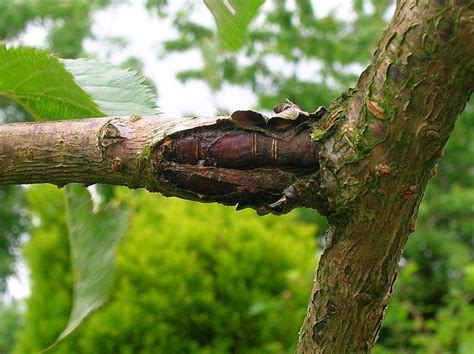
0, 0, 472, 352
0, 108, 324, 215
296, 0, 473, 352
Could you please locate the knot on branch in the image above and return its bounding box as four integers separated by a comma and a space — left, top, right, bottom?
98, 118, 134, 171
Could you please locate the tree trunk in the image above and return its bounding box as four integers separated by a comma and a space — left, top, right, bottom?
296, 0, 473, 352
0, 0, 472, 352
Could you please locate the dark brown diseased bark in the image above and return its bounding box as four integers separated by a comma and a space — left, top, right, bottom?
154, 112, 322, 213
162, 127, 318, 169
0, 109, 322, 215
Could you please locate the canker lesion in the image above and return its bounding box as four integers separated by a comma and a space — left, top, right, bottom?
153, 118, 321, 214
160, 125, 319, 170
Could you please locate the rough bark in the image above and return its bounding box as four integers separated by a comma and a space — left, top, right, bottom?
0, 0, 472, 353
296, 0, 473, 352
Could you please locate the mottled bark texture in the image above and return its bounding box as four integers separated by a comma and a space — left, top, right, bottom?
296, 0, 473, 352
0, 0, 472, 352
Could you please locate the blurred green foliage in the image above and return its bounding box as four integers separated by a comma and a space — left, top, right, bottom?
15, 186, 316, 353
14, 186, 74, 354
0, 300, 23, 354
0, 0, 472, 353
0, 186, 27, 294
0, 0, 112, 58
156, 0, 393, 110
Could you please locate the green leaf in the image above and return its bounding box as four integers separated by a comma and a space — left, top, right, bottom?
0, 45, 156, 349
0, 44, 104, 120
63, 58, 158, 116
45, 184, 128, 350
0, 45, 158, 119
204, 0, 265, 51
50, 57, 157, 347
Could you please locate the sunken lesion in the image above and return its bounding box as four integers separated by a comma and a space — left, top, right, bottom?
160, 125, 320, 171
151, 105, 325, 214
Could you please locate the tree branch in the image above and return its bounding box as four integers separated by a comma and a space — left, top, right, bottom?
0, 109, 322, 215
297, 0, 473, 352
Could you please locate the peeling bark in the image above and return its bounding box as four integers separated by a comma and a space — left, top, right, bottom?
0, 107, 323, 215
